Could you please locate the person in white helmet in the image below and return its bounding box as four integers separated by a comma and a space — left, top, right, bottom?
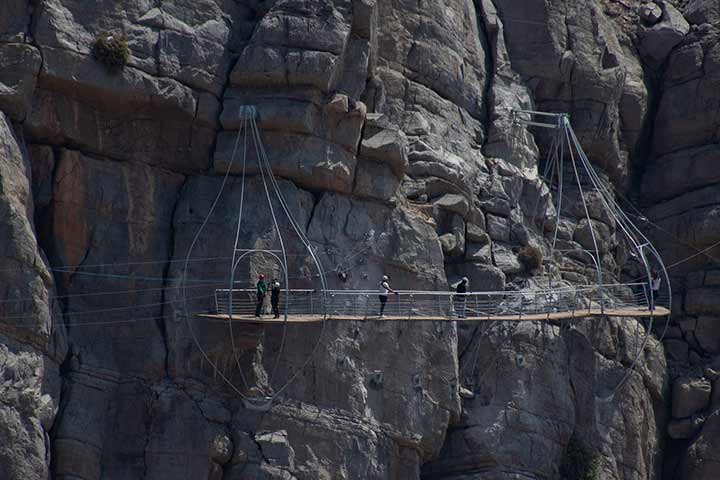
378, 275, 397, 317
650, 268, 661, 311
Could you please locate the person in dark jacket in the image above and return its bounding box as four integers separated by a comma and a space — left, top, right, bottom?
255, 274, 267, 317
378, 275, 397, 317
271, 278, 281, 318
454, 277, 469, 318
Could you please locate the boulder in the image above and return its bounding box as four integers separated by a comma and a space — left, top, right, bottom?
255, 431, 295, 470
326, 100, 367, 152
440, 233, 461, 257
407, 143, 479, 196
678, 412, 720, 478
433, 194, 469, 217
376, 0, 487, 122
673, 377, 712, 418
478, 195, 512, 217
39, 46, 197, 117
493, 243, 522, 275
640, 3, 664, 24
448, 263, 505, 292
466, 223, 488, 243
486, 214, 510, 243
567, 190, 616, 229
0, 113, 65, 480
642, 146, 720, 203
638, 2, 690, 61
221, 96, 321, 135
684, 0, 720, 25
494, 0, 648, 184
0, 112, 58, 343
353, 160, 400, 201
360, 114, 409, 179
510, 221, 530, 246
695, 316, 720, 354
0, 343, 61, 480
439, 214, 465, 258
214, 131, 357, 194
705, 366, 720, 381
573, 218, 612, 254
230, 5, 352, 93
665, 42, 705, 85
651, 34, 720, 157
465, 242, 493, 264
0, 43, 42, 121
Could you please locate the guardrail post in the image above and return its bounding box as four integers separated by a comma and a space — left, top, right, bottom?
573, 289, 578, 315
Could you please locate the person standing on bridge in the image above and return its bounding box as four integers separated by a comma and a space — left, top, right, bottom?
379, 275, 398, 318
650, 269, 661, 311
271, 278, 281, 319
454, 277, 469, 318
255, 274, 267, 317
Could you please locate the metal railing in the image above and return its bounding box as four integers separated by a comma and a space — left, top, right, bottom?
215, 288, 316, 316
212, 283, 668, 320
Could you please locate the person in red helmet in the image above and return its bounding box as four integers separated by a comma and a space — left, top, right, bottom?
255, 274, 267, 317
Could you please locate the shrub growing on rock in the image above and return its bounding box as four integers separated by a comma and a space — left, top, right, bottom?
517, 244, 543, 273
93, 32, 129, 69
560, 436, 601, 480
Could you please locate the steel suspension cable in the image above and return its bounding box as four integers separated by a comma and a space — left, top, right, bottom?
565, 126, 664, 399
226, 111, 252, 392
180, 111, 252, 400
564, 121, 604, 309
249, 116, 330, 400
248, 114, 292, 391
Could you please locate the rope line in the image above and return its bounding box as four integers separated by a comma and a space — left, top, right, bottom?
174, 106, 330, 405
179, 109, 250, 400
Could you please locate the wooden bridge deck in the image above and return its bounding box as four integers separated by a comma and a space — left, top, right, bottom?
196, 306, 670, 324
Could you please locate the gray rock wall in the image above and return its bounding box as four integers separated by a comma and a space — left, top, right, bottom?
638, 3, 720, 477
1, 0, 717, 479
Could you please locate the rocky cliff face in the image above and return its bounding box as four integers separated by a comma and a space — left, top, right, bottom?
0, 0, 718, 479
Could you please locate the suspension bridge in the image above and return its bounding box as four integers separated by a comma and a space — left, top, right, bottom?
180, 106, 672, 407
198, 283, 669, 323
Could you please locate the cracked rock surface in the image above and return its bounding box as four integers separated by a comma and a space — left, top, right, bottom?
0, 0, 717, 479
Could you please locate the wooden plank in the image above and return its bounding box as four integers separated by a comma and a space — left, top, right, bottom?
196, 306, 670, 324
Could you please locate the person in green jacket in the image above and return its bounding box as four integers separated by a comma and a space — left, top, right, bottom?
255, 273, 267, 317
